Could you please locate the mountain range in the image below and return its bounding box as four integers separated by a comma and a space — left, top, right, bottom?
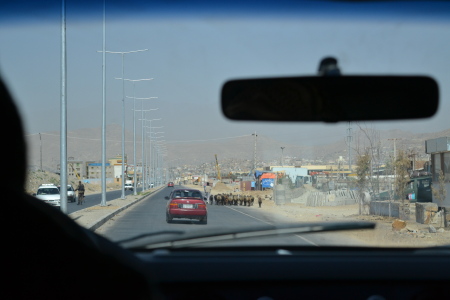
25, 124, 450, 171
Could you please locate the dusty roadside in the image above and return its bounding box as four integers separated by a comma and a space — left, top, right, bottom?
201, 182, 450, 248
258, 199, 450, 247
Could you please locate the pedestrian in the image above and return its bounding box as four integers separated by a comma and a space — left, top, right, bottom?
205, 182, 212, 204
258, 196, 262, 208
75, 181, 85, 205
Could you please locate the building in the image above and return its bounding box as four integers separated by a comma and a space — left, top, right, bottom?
109, 155, 128, 185
425, 137, 450, 206
57, 160, 96, 180
87, 163, 114, 179
270, 167, 308, 183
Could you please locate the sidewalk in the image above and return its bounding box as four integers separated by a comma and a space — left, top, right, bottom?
68, 186, 164, 231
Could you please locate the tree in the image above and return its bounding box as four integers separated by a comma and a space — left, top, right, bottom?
394, 150, 410, 203
356, 150, 371, 215
394, 150, 411, 220
352, 122, 384, 196
432, 170, 447, 227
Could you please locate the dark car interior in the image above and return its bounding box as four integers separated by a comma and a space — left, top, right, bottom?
3, 1, 450, 299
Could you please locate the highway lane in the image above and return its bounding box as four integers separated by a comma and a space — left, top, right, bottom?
66, 189, 134, 214
99, 186, 365, 247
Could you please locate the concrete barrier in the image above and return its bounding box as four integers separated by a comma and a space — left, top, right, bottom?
415, 202, 438, 224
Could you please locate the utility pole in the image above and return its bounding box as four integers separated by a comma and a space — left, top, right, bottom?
388, 138, 401, 176
252, 132, 257, 174
347, 122, 352, 172
39, 133, 42, 171
281, 147, 285, 166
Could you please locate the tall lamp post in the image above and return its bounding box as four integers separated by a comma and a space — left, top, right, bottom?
144, 120, 162, 188
153, 138, 166, 186
60, 0, 68, 213
281, 147, 285, 167
106, 49, 148, 199
120, 78, 153, 195
136, 96, 158, 192
136, 105, 159, 193
149, 127, 164, 187
146, 129, 163, 188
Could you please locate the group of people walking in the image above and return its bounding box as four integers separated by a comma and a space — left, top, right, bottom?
203, 182, 264, 208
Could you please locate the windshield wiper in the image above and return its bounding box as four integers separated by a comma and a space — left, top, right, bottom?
115, 230, 185, 244
121, 221, 375, 250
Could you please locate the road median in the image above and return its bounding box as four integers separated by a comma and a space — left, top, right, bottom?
69, 186, 165, 231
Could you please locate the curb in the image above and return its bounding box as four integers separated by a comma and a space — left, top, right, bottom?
74, 186, 165, 231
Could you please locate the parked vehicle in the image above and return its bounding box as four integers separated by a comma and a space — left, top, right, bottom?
57, 184, 76, 203
33, 184, 61, 208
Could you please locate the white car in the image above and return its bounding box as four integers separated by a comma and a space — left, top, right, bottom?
34, 184, 61, 208
58, 184, 76, 203
124, 183, 133, 191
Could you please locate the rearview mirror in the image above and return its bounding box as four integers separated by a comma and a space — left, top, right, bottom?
221, 76, 438, 122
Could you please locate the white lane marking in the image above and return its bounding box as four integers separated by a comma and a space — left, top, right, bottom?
224, 206, 319, 247
224, 206, 274, 225
295, 234, 319, 247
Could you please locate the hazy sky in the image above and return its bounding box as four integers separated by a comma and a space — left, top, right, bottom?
1, 1, 450, 147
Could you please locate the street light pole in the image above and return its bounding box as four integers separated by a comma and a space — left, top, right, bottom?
143, 119, 162, 189
135, 97, 158, 192
136, 108, 159, 193
149, 128, 163, 187
100, 0, 107, 207
60, 0, 68, 213
39, 133, 42, 171
281, 147, 285, 167
119, 78, 153, 195
152, 137, 165, 186
106, 49, 148, 199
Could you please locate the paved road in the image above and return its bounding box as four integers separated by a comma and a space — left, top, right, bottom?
66, 189, 134, 214
100, 186, 364, 247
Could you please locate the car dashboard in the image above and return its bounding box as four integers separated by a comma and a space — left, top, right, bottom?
129, 246, 450, 300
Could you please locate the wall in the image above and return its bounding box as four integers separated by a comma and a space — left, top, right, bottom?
369, 201, 400, 217
306, 190, 359, 207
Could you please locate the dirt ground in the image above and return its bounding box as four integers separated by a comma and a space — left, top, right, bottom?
187, 183, 450, 248
259, 201, 450, 247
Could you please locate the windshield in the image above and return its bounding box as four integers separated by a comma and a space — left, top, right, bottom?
171, 190, 203, 199
2, 0, 450, 249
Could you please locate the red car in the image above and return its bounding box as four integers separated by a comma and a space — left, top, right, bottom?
165, 189, 207, 224
167, 182, 174, 187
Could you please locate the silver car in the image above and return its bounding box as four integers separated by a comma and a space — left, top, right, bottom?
34, 184, 61, 208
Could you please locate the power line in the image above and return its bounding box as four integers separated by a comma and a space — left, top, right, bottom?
166, 134, 250, 144
26, 132, 253, 144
